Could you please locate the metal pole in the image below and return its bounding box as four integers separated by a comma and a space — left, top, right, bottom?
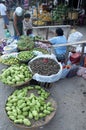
77, 0, 81, 8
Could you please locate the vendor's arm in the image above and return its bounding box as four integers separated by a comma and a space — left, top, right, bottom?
37, 37, 56, 45
39, 39, 51, 44
13, 14, 20, 36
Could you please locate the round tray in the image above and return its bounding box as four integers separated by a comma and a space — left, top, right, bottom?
9, 78, 32, 87
28, 56, 62, 83
0, 60, 20, 66
17, 58, 33, 64
5, 88, 57, 129
0, 53, 19, 66
17, 52, 34, 64
1, 77, 32, 88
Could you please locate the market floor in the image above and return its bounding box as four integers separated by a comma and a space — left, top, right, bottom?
0, 18, 86, 130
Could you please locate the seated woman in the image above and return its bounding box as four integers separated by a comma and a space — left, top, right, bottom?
38, 27, 67, 62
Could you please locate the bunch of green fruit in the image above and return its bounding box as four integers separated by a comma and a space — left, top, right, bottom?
0, 65, 32, 86
1, 57, 19, 65
18, 51, 34, 62
52, 4, 68, 21
5, 85, 54, 126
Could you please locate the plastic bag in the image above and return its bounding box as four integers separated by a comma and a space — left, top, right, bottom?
28, 54, 62, 83
68, 31, 83, 43
77, 67, 86, 76
77, 67, 86, 79
35, 42, 51, 50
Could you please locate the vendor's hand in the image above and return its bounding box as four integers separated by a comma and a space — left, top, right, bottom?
17, 32, 20, 36
49, 44, 52, 47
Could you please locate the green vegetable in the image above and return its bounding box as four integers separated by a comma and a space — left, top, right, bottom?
18, 51, 34, 62
17, 115, 25, 120
1, 57, 19, 65
0, 65, 32, 86
23, 118, 31, 126
32, 110, 38, 117
14, 119, 23, 124
9, 116, 16, 121
6, 107, 11, 111
28, 112, 33, 119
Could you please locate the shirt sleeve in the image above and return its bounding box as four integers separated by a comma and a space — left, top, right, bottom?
48, 37, 58, 45
4, 5, 7, 11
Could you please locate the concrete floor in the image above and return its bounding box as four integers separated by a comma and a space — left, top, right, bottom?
0, 18, 86, 130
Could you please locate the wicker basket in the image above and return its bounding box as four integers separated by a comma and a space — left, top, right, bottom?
5, 87, 57, 129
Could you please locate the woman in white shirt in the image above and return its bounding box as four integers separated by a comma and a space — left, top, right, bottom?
0, 0, 9, 29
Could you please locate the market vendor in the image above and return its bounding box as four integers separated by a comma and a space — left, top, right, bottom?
13, 7, 23, 38
38, 27, 67, 62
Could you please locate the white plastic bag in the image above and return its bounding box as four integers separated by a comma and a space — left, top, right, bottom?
28, 54, 62, 83
68, 31, 83, 43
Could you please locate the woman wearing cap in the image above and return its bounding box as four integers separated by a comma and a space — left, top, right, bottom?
38, 28, 67, 62
13, 7, 23, 37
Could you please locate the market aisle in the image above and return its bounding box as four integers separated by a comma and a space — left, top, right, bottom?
0, 18, 14, 38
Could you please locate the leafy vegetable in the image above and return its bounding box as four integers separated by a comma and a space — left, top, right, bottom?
17, 36, 34, 51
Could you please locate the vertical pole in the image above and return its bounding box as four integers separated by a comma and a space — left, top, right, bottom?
77, 0, 81, 8
80, 43, 85, 65
46, 27, 49, 39
36, 0, 39, 26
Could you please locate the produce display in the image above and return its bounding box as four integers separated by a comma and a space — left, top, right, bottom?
17, 51, 34, 63
33, 10, 52, 22
0, 57, 19, 65
3, 44, 17, 53
33, 48, 49, 54
0, 41, 6, 54
34, 35, 43, 41
0, 65, 32, 86
52, 5, 68, 22
5, 85, 56, 127
29, 58, 60, 76
38, 12, 52, 22
33, 20, 45, 26
17, 36, 34, 51
42, 15, 52, 22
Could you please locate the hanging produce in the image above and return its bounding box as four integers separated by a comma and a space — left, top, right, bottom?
52, 4, 68, 22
